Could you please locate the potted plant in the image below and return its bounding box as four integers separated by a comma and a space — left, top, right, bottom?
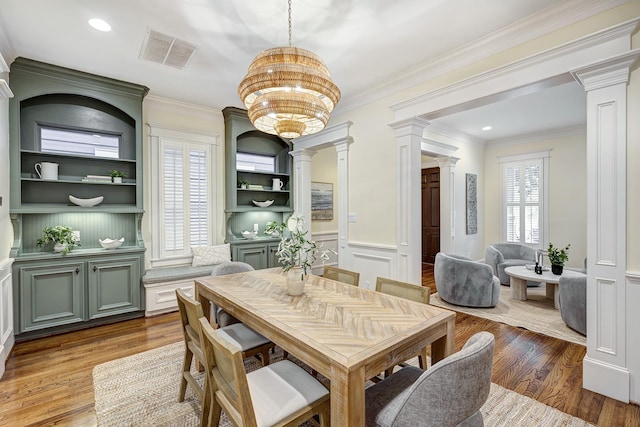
109, 170, 126, 183
37, 225, 80, 255
272, 214, 318, 295
547, 242, 570, 275
238, 178, 249, 189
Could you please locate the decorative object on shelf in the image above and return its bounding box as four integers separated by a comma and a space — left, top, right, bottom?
241, 231, 257, 240
82, 174, 112, 183
69, 194, 104, 207
34, 161, 59, 180
237, 0, 340, 139
252, 200, 274, 208
248, 184, 264, 190
37, 225, 80, 255
109, 170, 126, 183
99, 237, 125, 249
272, 178, 283, 191
265, 221, 284, 237
311, 182, 333, 220
239, 178, 249, 189
547, 242, 570, 275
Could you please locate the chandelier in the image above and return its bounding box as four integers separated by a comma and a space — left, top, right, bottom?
238, 0, 340, 139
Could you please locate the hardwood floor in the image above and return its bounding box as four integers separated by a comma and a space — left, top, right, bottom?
1, 266, 638, 426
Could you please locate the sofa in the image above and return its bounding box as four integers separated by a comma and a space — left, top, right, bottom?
485, 243, 537, 286
434, 253, 500, 308
558, 272, 587, 336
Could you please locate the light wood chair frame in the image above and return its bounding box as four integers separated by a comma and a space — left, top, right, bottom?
375, 277, 431, 376
176, 289, 275, 425
323, 265, 360, 287
199, 318, 330, 427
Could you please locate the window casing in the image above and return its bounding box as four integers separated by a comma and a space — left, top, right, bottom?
149, 125, 218, 267
500, 151, 550, 248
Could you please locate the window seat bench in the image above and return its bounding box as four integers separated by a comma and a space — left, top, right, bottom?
143, 265, 216, 316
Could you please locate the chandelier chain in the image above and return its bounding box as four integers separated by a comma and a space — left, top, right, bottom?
288, 0, 292, 47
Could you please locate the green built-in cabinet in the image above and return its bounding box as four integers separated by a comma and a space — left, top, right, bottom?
222, 107, 293, 270
14, 250, 143, 335
8, 58, 148, 339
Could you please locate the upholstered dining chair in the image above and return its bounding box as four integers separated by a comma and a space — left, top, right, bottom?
365, 331, 495, 427
375, 277, 430, 376
323, 265, 360, 286
175, 289, 274, 416
210, 261, 255, 328
198, 317, 331, 427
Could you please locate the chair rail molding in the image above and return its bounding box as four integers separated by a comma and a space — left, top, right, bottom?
572, 49, 640, 403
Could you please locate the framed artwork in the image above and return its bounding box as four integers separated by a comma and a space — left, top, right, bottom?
311, 182, 333, 220
466, 173, 478, 235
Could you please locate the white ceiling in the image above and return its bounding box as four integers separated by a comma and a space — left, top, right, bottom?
0, 0, 591, 140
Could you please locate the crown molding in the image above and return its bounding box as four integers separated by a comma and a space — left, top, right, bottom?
337, 0, 631, 115
144, 94, 223, 121
390, 18, 639, 120
0, 79, 13, 99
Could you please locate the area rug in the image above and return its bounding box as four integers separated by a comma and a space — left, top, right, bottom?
430, 284, 586, 346
93, 342, 594, 426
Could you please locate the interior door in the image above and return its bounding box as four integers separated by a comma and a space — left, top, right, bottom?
422, 168, 440, 263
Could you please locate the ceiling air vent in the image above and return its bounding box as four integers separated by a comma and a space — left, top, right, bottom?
139, 29, 197, 70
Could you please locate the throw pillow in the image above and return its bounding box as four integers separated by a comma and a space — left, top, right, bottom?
191, 243, 231, 266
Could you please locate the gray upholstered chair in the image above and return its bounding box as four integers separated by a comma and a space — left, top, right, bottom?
485, 243, 537, 286
210, 261, 254, 327
558, 272, 586, 336
434, 252, 500, 308
365, 331, 495, 427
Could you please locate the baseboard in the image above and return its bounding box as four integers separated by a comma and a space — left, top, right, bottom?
583, 355, 630, 402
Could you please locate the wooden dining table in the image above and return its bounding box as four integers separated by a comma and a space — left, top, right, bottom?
195, 267, 456, 427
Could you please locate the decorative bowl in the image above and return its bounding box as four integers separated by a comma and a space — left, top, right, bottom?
242, 231, 257, 240
69, 194, 104, 207
252, 200, 274, 208
99, 237, 124, 249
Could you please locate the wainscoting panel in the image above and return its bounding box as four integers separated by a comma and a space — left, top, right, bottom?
0, 258, 14, 379
348, 241, 398, 290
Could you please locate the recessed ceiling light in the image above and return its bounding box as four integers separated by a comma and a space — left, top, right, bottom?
89, 18, 111, 32
482, 126, 492, 131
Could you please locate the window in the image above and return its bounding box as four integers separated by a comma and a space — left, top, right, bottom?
40, 126, 120, 158
236, 152, 275, 172
149, 125, 218, 267
500, 151, 549, 247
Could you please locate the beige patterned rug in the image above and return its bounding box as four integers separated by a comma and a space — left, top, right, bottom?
431, 284, 586, 346
93, 342, 594, 426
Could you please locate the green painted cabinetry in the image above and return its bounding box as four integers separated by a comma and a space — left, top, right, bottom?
14, 250, 144, 335
8, 58, 148, 339
222, 107, 293, 267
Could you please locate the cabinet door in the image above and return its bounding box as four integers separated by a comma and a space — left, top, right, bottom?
267, 243, 282, 268
19, 262, 84, 333
234, 244, 268, 270
88, 256, 141, 319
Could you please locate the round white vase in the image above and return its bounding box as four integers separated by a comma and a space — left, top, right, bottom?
286, 267, 306, 296
53, 242, 66, 253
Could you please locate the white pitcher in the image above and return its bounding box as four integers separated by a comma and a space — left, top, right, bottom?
35, 162, 59, 180
272, 178, 283, 191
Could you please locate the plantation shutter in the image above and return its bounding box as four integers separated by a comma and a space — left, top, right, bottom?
163, 145, 184, 253
503, 158, 542, 245
189, 148, 208, 247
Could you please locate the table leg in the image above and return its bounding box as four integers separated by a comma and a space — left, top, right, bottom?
195, 281, 213, 323
431, 317, 456, 364
547, 283, 560, 309
330, 365, 366, 426
510, 276, 528, 300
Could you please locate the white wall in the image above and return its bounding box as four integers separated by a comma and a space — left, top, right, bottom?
310, 146, 338, 234
484, 131, 587, 269
0, 55, 12, 262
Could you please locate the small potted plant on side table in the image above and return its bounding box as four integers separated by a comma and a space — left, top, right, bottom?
272, 214, 318, 295
109, 170, 126, 183
547, 242, 570, 275
37, 225, 80, 255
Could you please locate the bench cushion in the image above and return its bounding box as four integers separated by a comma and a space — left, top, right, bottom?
142, 265, 214, 284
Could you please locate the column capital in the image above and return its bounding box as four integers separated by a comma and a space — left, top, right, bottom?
388, 117, 430, 139
437, 156, 460, 168
571, 49, 640, 91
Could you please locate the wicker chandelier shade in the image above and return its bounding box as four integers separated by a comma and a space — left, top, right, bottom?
238, 2, 340, 139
